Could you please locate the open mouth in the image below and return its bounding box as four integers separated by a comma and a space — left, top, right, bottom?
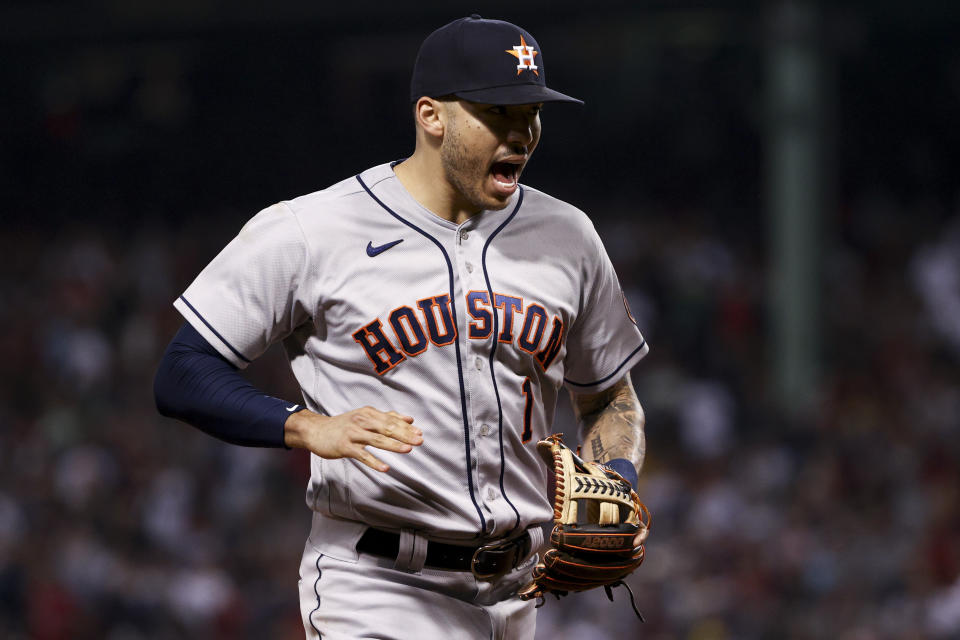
490, 161, 522, 193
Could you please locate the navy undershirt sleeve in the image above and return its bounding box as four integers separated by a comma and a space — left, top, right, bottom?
153, 322, 304, 448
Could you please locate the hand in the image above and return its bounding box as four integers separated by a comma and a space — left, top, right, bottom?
284, 407, 423, 472
633, 527, 649, 548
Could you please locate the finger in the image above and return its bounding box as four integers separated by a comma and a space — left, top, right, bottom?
364, 432, 416, 454
375, 415, 423, 444
353, 409, 419, 440
354, 447, 390, 473
386, 411, 420, 435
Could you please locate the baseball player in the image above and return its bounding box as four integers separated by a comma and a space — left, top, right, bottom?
154, 15, 648, 639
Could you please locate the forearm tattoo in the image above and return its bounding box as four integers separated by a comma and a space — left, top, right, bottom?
572, 374, 646, 473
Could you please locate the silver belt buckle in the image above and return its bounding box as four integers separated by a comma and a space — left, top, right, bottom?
470, 539, 514, 579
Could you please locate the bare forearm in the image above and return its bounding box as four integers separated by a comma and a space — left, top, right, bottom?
572, 374, 646, 475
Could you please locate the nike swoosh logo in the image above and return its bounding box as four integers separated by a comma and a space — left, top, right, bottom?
285, 405, 300, 412
366, 239, 403, 257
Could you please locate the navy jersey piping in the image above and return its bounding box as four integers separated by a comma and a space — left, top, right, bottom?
563, 340, 647, 387
479, 188, 525, 535
178, 295, 251, 364
355, 174, 487, 534
309, 554, 323, 637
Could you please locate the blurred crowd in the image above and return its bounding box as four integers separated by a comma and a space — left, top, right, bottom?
0, 222, 312, 639
3, 4, 960, 639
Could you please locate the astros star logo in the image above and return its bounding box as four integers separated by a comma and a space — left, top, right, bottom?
506, 35, 539, 76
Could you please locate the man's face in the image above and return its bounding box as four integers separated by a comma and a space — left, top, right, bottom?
439, 100, 542, 212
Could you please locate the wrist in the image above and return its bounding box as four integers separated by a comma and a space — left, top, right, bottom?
605, 458, 639, 490
283, 408, 314, 449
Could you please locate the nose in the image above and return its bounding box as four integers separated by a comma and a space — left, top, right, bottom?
506, 115, 534, 147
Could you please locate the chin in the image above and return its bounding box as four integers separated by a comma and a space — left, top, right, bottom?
476, 181, 518, 211
464, 187, 511, 213
482, 196, 512, 212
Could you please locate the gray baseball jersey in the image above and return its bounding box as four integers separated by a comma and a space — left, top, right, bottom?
175, 161, 648, 543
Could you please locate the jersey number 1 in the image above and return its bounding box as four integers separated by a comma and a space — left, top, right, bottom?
521, 377, 534, 443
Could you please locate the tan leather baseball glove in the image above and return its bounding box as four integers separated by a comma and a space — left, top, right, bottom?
518, 434, 650, 619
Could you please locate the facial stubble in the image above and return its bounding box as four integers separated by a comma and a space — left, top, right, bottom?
440, 115, 510, 213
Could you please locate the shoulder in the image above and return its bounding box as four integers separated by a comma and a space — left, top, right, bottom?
518, 184, 604, 245
283, 171, 371, 218
275, 163, 396, 238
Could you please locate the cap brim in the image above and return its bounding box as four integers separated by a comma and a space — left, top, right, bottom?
453, 84, 583, 105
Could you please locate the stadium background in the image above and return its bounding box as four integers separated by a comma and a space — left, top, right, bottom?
2, 1, 959, 637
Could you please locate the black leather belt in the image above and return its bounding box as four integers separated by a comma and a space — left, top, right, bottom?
357, 528, 532, 579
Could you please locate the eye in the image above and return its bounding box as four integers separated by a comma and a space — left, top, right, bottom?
489, 105, 508, 116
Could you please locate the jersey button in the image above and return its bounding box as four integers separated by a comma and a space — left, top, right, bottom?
459, 229, 470, 241
486, 488, 498, 501
465, 262, 474, 273
475, 357, 484, 370
479, 424, 490, 436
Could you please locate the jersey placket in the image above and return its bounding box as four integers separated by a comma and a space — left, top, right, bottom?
454, 221, 511, 537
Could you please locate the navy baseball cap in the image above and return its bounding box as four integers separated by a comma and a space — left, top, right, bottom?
410, 15, 583, 106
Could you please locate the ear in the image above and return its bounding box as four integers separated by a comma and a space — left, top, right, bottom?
414, 97, 446, 141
